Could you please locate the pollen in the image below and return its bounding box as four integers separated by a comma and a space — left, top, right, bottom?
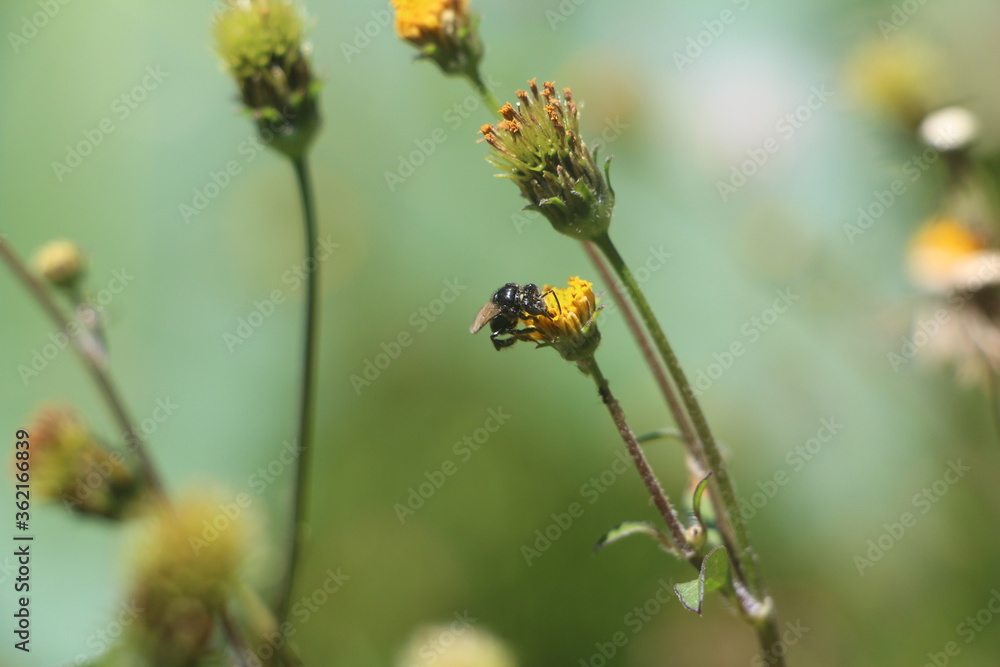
520, 277, 600, 363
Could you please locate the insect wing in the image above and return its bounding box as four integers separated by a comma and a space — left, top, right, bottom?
470, 300, 502, 334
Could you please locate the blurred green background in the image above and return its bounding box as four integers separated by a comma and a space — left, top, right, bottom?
3, 0, 1000, 665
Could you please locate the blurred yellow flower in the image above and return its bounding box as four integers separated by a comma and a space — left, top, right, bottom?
392, 0, 469, 45
128, 491, 252, 662
845, 39, 942, 129
391, 0, 481, 77
907, 217, 990, 292
23, 405, 139, 518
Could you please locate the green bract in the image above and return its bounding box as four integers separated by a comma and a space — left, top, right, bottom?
480, 80, 615, 241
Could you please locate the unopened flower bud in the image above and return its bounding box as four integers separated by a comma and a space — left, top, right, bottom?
214, 0, 321, 158
480, 81, 615, 241
34, 239, 85, 290
21, 405, 141, 519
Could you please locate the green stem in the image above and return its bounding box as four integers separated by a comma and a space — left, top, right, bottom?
582, 241, 703, 464
583, 358, 694, 561
467, 70, 500, 113
593, 232, 783, 661
276, 155, 320, 623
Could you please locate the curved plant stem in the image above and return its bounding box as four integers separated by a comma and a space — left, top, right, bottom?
591, 231, 784, 663
0, 240, 166, 501
276, 155, 320, 623
582, 357, 694, 562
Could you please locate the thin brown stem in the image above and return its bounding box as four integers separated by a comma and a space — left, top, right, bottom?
1, 239, 267, 663
583, 357, 694, 561
582, 241, 702, 463
593, 233, 756, 589
0, 239, 166, 501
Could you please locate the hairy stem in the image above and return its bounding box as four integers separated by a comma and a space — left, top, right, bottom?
592, 232, 783, 662
582, 241, 702, 462
583, 358, 694, 560
276, 155, 321, 623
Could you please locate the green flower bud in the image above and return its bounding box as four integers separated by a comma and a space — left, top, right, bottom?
214, 0, 321, 158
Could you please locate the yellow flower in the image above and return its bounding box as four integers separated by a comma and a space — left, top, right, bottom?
22, 405, 139, 519
907, 217, 990, 292
393, 0, 468, 44
391, 0, 481, 76
525, 277, 601, 362
844, 39, 941, 130
33, 239, 85, 290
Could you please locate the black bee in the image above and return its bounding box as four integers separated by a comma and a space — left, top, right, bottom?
470, 282, 561, 350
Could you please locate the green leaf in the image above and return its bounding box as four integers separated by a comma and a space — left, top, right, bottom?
673, 545, 730, 614
635, 427, 685, 445
593, 521, 674, 553
691, 471, 713, 527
